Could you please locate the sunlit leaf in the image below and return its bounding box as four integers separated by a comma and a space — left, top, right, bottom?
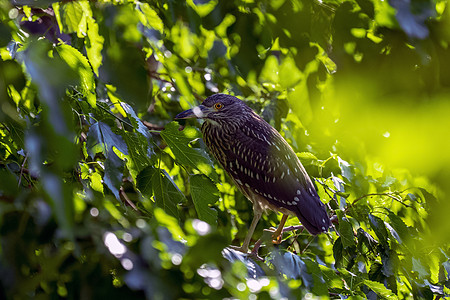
138, 3, 164, 33
363, 279, 397, 299
56, 44, 96, 107
161, 122, 218, 181
87, 122, 128, 198
86, 15, 104, 76
59, 1, 85, 34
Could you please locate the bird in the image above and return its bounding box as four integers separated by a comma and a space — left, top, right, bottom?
175, 94, 331, 253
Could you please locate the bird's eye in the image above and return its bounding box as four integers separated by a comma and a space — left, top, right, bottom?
214, 103, 224, 110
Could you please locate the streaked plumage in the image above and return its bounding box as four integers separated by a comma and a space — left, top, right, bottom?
176, 94, 330, 252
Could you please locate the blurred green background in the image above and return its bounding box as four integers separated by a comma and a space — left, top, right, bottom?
1, 0, 450, 298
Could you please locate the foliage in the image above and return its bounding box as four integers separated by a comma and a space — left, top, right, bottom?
1, 0, 450, 299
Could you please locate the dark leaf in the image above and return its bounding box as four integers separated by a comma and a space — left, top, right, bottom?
337, 210, 355, 248
357, 228, 378, 254
87, 121, 129, 158
303, 258, 328, 296
333, 237, 344, 268
103, 150, 125, 199
222, 248, 265, 279
0, 22, 12, 47
368, 214, 389, 247
268, 250, 313, 288
190, 175, 219, 225
151, 169, 184, 218
136, 166, 155, 196
386, 210, 410, 243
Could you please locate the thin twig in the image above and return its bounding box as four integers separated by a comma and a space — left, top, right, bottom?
119, 187, 138, 211
18, 154, 28, 187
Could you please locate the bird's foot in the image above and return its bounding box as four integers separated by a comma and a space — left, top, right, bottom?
263, 227, 283, 244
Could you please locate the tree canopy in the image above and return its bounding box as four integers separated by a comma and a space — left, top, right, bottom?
0, 0, 449, 299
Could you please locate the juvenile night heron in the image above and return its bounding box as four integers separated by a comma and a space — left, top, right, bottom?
176, 94, 331, 253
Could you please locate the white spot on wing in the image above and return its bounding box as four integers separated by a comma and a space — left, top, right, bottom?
322, 226, 326, 231
236, 179, 242, 185
293, 197, 299, 202
297, 190, 301, 195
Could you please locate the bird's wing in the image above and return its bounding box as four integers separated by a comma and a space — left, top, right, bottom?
224, 115, 330, 234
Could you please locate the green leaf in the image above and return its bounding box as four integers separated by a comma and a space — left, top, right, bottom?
85, 15, 104, 76
87, 122, 129, 157
138, 3, 164, 33
338, 156, 354, 182
161, 122, 218, 181
60, 1, 84, 34
0, 22, 12, 48
279, 55, 303, 89
268, 250, 312, 284
369, 214, 389, 247
56, 44, 96, 107
136, 166, 154, 196
152, 168, 184, 218
103, 151, 125, 199
303, 258, 328, 296
0, 168, 19, 196
386, 210, 410, 243
333, 237, 344, 268
123, 133, 153, 180
337, 210, 355, 248
87, 122, 129, 198
190, 175, 219, 225
412, 258, 430, 279
363, 279, 398, 299
119, 102, 155, 178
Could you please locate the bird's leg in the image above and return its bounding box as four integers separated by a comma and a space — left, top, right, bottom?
241, 210, 262, 253
264, 214, 288, 244
230, 210, 262, 253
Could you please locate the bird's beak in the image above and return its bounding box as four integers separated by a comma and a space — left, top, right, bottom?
175, 105, 209, 119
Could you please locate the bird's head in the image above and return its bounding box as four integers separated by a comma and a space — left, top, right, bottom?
175, 94, 252, 122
